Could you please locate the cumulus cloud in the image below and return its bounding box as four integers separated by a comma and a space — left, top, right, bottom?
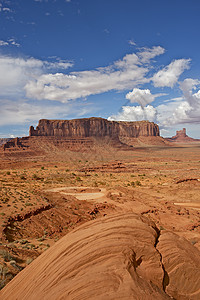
108, 105, 157, 122
138, 46, 165, 63
157, 78, 200, 126
25, 46, 165, 102
126, 88, 156, 107
0, 55, 73, 96
152, 59, 191, 87
0, 46, 197, 133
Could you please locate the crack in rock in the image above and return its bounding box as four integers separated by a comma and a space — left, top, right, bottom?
153, 225, 175, 299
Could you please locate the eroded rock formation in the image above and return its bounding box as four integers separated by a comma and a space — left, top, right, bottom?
29, 117, 160, 138
0, 138, 13, 146
168, 128, 200, 143
1, 213, 200, 299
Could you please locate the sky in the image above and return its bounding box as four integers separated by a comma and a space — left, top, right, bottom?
0, 0, 200, 138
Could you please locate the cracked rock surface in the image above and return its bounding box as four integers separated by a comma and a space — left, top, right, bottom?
157, 231, 200, 300
1, 213, 200, 299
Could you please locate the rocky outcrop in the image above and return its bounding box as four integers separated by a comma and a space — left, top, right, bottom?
1, 213, 200, 299
167, 128, 200, 143
29, 117, 160, 138
0, 213, 169, 299
0, 118, 162, 156
0, 138, 13, 146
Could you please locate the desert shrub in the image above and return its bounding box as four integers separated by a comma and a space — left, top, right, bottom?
32, 174, 40, 180
20, 239, 29, 244
20, 175, 26, 180
0, 250, 14, 262
160, 226, 165, 231
6, 171, 10, 175
135, 180, 141, 186
25, 202, 33, 206
37, 236, 46, 242
0, 264, 9, 289
26, 258, 33, 265
191, 240, 197, 245
41, 166, 44, 170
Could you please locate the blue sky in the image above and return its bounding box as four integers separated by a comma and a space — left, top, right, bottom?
0, 0, 200, 138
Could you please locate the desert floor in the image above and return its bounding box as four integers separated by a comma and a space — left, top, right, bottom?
0, 143, 200, 291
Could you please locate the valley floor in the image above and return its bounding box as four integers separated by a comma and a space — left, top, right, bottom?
0, 143, 200, 298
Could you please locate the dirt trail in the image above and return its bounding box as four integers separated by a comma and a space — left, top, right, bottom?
46, 186, 146, 213
46, 186, 107, 202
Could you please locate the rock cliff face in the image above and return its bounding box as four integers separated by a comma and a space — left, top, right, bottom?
0, 138, 13, 146
168, 128, 200, 143
29, 118, 160, 138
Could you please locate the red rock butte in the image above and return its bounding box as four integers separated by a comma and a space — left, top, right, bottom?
1, 118, 167, 156
167, 128, 200, 143
29, 117, 160, 138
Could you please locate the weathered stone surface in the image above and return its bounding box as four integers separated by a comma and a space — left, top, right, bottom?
29, 117, 160, 138
167, 128, 200, 143
0, 213, 170, 300
0, 138, 13, 146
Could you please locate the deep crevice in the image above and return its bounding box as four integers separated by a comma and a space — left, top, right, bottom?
153, 225, 171, 295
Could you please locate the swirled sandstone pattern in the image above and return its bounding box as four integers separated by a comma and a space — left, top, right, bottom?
1, 213, 200, 299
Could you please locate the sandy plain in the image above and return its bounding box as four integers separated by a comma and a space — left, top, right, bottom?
0, 142, 200, 298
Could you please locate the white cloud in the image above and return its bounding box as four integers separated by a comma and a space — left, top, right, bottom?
8, 38, 20, 47
1, 46, 198, 133
2, 7, 11, 12
0, 56, 43, 95
0, 55, 73, 96
125, 88, 156, 107
156, 78, 200, 126
152, 59, 191, 87
0, 99, 93, 127
44, 60, 73, 69
128, 39, 136, 46
0, 40, 9, 46
137, 46, 165, 63
25, 46, 165, 102
0, 39, 20, 47
108, 105, 157, 122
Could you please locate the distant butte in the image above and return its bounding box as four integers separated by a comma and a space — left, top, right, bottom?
167, 128, 200, 143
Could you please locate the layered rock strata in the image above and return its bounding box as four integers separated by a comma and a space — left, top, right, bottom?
29, 117, 160, 138
1, 213, 200, 299
168, 128, 200, 143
